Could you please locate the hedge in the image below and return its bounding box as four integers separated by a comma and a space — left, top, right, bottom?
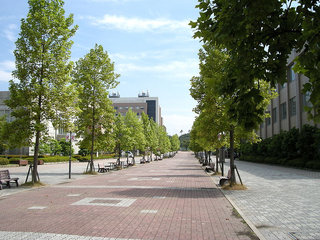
240, 124, 320, 170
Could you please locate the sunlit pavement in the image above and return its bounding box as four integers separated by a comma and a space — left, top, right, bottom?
0, 152, 254, 240
211, 158, 320, 240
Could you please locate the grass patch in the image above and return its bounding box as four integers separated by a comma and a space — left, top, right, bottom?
222, 183, 247, 190
83, 170, 98, 175
21, 181, 46, 188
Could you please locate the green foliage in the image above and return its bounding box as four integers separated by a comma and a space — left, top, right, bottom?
6, 0, 78, 182
59, 138, 73, 156
170, 134, 180, 152
241, 125, 320, 170
113, 114, 131, 159
124, 109, 146, 154
180, 133, 190, 150
191, 0, 320, 123
73, 44, 119, 170
0, 158, 9, 165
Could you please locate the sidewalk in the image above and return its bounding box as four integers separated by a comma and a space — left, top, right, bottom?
210, 158, 320, 240
0, 152, 256, 240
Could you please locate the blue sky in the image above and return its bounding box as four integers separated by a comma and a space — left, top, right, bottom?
0, 0, 201, 136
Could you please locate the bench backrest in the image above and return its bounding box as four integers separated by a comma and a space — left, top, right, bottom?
0, 170, 10, 180
227, 169, 231, 178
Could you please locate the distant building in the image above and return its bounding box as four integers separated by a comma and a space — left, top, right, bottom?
109, 91, 163, 126
257, 50, 317, 139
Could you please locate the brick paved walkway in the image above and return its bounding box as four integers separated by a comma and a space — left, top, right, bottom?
0, 152, 255, 240
211, 159, 320, 240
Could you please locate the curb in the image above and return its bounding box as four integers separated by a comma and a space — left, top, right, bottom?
206, 171, 267, 240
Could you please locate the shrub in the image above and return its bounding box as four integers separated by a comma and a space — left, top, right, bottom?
0, 158, 9, 165
8, 158, 23, 164
306, 161, 320, 170
281, 128, 299, 159
297, 125, 318, 161
42, 156, 77, 163
78, 157, 90, 162
285, 158, 305, 168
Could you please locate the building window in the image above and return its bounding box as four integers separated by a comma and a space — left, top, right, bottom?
136, 106, 140, 110
272, 107, 277, 123
58, 127, 65, 135
280, 82, 287, 89
280, 102, 287, 120
303, 91, 312, 108
288, 64, 296, 82
114, 106, 118, 110
265, 118, 271, 126
289, 97, 296, 116
261, 122, 264, 128
119, 107, 123, 110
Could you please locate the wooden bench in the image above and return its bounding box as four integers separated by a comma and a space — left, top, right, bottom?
18, 159, 28, 166
0, 170, 19, 190
205, 162, 215, 173
97, 163, 109, 173
219, 169, 231, 186
140, 158, 146, 164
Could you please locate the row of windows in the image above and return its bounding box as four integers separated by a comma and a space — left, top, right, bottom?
264, 94, 311, 127
114, 106, 144, 110
115, 112, 142, 117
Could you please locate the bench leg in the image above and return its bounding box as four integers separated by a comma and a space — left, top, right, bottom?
6, 181, 11, 188
15, 180, 19, 187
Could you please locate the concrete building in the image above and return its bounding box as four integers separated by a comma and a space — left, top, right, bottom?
257, 51, 316, 139
109, 91, 163, 126
0, 91, 80, 155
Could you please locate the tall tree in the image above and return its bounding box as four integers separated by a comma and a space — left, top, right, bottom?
190, 0, 320, 123
124, 109, 146, 164
141, 112, 157, 160
73, 44, 119, 172
114, 114, 131, 165
170, 134, 180, 152
6, 0, 77, 183
190, 45, 275, 185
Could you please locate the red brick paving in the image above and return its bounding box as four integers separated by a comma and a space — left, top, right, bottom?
0, 152, 254, 239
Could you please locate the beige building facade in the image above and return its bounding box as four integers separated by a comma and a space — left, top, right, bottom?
109, 91, 163, 126
257, 51, 316, 139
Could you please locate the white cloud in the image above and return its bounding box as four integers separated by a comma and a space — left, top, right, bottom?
0, 61, 15, 82
3, 24, 17, 42
163, 114, 194, 136
90, 14, 189, 32
116, 59, 199, 80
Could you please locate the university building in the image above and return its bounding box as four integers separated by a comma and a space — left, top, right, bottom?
109, 91, 163, 126
257, 50, 317, 139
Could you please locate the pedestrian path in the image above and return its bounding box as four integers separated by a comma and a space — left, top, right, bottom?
211, 159, 320, 240
0, 152, 255, 240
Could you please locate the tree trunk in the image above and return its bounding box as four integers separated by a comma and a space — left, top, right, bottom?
32, 129, 40, 183
204, 151, 208, 165
215, 148, 219, 172
90, 106, 95, 172
230, 126, 236, 186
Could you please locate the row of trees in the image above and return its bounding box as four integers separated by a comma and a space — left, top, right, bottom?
0, 0, 179, 183
113, 109, 180, 165
187, 0, 320, 185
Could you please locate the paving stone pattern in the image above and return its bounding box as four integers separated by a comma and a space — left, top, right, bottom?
0, 152, 254, 240
214, 159, 320, 240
